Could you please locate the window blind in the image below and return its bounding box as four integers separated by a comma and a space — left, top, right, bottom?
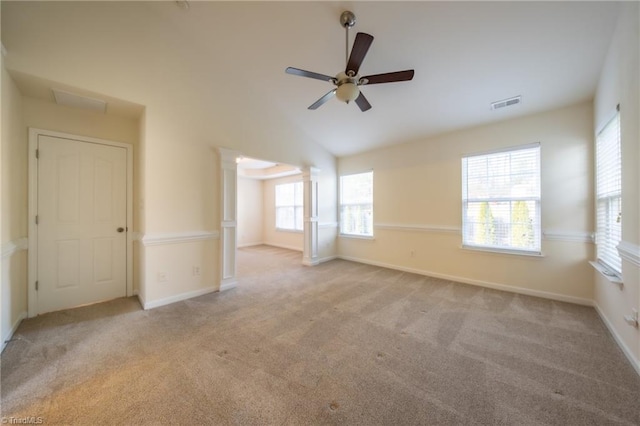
340, 171, 373, 236
596, 111, 622, 273
462, 144, 541, 253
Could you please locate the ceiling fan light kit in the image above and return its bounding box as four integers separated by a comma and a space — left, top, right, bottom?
335, 72, 360, 102
285, 10, 414, 112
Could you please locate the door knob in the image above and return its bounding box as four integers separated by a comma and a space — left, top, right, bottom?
117, 227, 125, 233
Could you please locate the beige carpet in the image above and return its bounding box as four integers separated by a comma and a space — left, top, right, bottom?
1, 245, 639, 425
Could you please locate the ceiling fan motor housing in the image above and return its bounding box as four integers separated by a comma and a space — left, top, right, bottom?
336, 71, 358, 86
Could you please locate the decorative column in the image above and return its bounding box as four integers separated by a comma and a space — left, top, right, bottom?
217, 148, 240, 290
302, 167, 320, 266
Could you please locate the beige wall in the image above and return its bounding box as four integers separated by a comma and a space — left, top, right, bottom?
339, 102, 595, 304
593, 2, 640, 372
237, 177, 264, 247
262, 175, 304, 252
97, 46, 336, 306
1, 60, 28, 347
22, 97, 139, 146
1, 69, 26, 244
1, 2, 338, 308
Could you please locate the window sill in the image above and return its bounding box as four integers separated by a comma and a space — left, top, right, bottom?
461, 245, 544, 258
339, 234, 375, 241
275, 228, 303, 234
589, 261, 623, 285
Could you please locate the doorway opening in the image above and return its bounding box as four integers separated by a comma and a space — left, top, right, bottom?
236, 157, 304, 281
217, 148, 320, 291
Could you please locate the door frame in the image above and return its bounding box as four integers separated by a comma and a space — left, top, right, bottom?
28, 128, 134, 317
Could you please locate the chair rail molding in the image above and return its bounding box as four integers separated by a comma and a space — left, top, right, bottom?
542, 230, 594, 243
375, 223, 461, 234
373, 223, 593, 244
618, 241, 640, 268
140, 231, 219, 247
1, 238, 28, 259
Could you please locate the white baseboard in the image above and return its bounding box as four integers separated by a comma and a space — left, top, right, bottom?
238, 242, 264, 248
220, 280, 237, 292
318, 255, 338, 264
136, 293, 146, 309
140, 286, 219, 310
593, 302, 640, 376
2, 311, 27, 353
263, 243, 303, 252
337, 255, 593, 306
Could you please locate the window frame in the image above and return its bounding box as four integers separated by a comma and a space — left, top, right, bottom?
595, 107, 622, 275
274, 181, 304, 232
461, 143, 542, 256
339, 171, 374, 238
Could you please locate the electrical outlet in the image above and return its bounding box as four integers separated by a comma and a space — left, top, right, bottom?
193, 266, 201, 277
623, 309, 638, 328
157, 272, 167, 282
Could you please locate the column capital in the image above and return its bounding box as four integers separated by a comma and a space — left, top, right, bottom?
302, 166, 321, 178
217, 147, 242, 167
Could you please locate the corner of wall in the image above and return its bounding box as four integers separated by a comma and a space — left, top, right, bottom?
593, 2, 640, 374
1, 59, 29, 348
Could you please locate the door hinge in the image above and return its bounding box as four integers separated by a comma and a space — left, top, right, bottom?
36, 149, 39, 159
35, 215, 39, 225
35, 281, 39, 291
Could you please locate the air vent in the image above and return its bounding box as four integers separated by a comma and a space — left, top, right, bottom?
491, 95, 521, 110
52, 89, 107, 113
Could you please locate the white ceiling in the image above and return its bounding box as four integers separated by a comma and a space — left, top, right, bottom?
2, 1, 620, 157
237, 157, 301, 180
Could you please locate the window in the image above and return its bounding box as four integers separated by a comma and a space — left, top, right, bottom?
596, 109, 622, 274
462, 144, 541, 254
340, 171, 373, 237
275, 181, 303, 231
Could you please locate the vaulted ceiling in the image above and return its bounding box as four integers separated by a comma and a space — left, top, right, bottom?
2, 1, 620, 157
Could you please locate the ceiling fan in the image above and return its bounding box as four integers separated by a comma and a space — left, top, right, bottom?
285, 11, 415, 112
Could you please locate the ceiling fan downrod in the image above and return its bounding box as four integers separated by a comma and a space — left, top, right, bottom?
340, 11, 356, 71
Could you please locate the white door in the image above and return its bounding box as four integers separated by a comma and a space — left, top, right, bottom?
37, 135, 127, 314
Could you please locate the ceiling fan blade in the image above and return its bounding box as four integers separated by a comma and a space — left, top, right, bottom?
308, 89, 336, 110
346, 32, 374, 75
361, 70, 415, 85
286, 67, 335, 82
354, 92, 372, 112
